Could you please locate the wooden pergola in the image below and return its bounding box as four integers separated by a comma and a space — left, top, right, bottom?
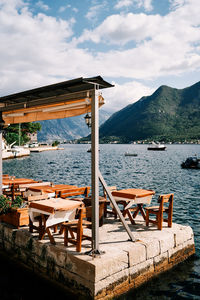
0, 76, 135, 255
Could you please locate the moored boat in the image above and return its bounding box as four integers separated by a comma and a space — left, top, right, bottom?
147, 142, 166, 151
124, 152, 138, 156
181, 156, 200, 169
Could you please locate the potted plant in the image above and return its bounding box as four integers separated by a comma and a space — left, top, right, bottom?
0, 195, 29, 228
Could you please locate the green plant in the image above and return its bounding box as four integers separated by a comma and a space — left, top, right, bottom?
0, 195, 12, 215
0, 195, 26, 215
12, 196, 24, 208
4, 122, 41, 146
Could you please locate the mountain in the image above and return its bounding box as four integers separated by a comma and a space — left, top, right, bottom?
37, 109, 111, 142
99, 81, 200, 143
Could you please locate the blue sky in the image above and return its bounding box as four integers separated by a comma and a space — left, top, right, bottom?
0, 0, 200, 112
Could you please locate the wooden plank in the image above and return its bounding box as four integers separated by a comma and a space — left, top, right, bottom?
3, 96, 104, 124
112, 189, 155, 200
28, 194, 49, 202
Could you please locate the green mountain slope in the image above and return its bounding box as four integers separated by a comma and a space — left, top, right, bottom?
99, 81, 200, 143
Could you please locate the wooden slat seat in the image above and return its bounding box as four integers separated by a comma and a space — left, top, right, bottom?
145, 193, 174, 230
61, 203, 104, 252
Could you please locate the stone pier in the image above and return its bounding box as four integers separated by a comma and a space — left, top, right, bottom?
0, 216, 195, 299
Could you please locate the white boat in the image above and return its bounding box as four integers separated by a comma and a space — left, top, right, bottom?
147, 142, 166, 151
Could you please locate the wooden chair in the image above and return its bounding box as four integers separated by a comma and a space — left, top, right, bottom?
145, 193, 174, 230
3, 183, 23, 201
58, 186, 90, 199
61, 203, 104, 252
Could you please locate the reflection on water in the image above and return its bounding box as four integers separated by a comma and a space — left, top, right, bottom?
2, 144, 200, 299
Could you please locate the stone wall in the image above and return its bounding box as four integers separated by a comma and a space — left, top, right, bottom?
0, 222, 195, 300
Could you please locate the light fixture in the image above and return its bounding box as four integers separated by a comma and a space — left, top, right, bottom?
84, 113, 91, 128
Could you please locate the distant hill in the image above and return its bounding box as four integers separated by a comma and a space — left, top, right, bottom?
99, 81, 200, 143
37, 109, 111, 142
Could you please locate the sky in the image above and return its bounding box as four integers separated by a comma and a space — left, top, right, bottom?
0, 0, 200, 112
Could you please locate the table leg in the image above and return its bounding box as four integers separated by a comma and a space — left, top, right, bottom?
122, 208, 136, 225
46, 227, 56, 245
41, 214, 56, 245
132, 204, 146, 221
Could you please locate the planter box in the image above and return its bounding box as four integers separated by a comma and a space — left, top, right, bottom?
0, 207, 29, 228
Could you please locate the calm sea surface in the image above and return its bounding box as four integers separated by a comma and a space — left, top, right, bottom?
1, 144, 200, 300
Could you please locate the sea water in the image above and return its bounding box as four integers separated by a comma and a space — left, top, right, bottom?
1, 144, 200, 300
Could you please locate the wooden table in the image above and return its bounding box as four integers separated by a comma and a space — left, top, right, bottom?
3, 178, 37, 187
27, 184, 78, 198
29, 198, 83, 244
2, 178, 39, 200
112, 189, 155, 224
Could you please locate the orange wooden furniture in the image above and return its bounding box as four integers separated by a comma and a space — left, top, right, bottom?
26, 184, 80, 198
145, 193, 174, 230
61, 204, 104, 252
111, 188, 155, 224
59, 186, 90, 199
3, 178, 37, 186
82, 196, 106, 227
3, 178, 38, 200
29, 198, 83, 244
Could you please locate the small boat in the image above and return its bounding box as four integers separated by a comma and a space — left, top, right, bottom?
147, 142, 166, 151
181, 157, 200, 169
124, 152, 138, 156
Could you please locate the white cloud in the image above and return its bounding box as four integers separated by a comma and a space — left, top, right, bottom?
59, 4, 71, 13
102, 80, 155, 112
136, 0, 153, 11
72, 7, 78, 13
0, 1, 76, 95
77, 0, 200, 80
143, 0, 153, 11
36, 1, 49, 11
114, 0, 133, 9
169, 0, 187, 10
0, 0, 200, 113
114, 0, 153, 11
79, 13, 162, 45
86, 1, 107, 21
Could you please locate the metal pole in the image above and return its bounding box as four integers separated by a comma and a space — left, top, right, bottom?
91, 85, 100, 254
99, 171, 136, 242
19, 123, 21, 146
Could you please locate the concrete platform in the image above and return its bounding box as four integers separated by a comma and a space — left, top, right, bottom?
0, 216, 195, 299
29, 146, 63, 152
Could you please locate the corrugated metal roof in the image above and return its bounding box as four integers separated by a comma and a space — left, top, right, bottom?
0, 76, 113, 124
0, 76, 113, 105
